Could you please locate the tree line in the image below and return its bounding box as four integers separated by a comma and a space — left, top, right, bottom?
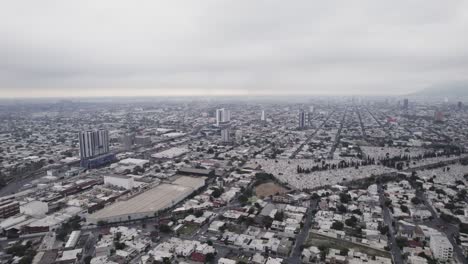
297, 157, 376, 174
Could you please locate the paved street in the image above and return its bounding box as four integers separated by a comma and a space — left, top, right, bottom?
378, 183, 403, 264
286, 199, 318, 264
417, 190, 468, 264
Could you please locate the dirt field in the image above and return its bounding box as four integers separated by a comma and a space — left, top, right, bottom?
255, 182, 287, 198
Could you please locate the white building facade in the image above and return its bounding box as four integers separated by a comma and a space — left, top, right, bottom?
430, 234, 453, 261
216, 108, 231, 126
104, 175, 135, 190
79, 129, 110, 159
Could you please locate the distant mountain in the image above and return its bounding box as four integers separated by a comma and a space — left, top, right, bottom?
411, 82, 468, 97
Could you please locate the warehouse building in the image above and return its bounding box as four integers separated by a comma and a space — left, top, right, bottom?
88, 176, 206, 224
104, 175, 135, 190
0, 200, 20, 218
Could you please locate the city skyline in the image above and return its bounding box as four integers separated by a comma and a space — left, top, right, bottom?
1, 97, 467, 263
1, 1, 468, 263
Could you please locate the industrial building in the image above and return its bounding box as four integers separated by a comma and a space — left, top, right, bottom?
64, 230, 81, 249
0, 200, 20, 218
88, 176, 206, 224
104, 175, 135, 190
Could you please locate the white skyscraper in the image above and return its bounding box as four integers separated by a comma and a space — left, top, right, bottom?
298, 111, 306, 128
79, 129, 110, 159
216, 108, 223, 126
261, 110, 265, 121
216, 108, 231, 126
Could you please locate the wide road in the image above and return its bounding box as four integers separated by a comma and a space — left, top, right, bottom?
290, 111, 335, 159
365, 107, 391, 137
328, 107, 347, 159
355, 106, 367, 139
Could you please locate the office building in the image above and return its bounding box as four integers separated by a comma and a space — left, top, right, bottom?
121, 133, 135, 150
216, 108, 223, 126
216, 108, 230, 126
298, 111, 306, 128
261, 110, 265, 121
403, 98, 409, 110
458, 101, 463, 110
135, 136, 151, 146
221, 127, 231, 143
223, 108, 231, 123
307, 112, 313, 126
79, 129, 110, 159
430, 235, 453, 261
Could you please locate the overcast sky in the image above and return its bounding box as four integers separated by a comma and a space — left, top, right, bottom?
1, 0, 468, 97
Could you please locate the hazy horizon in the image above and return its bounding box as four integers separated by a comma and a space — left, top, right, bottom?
2, 0, 468, 98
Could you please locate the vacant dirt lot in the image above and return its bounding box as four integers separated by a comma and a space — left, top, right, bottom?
255, 182, 287, 197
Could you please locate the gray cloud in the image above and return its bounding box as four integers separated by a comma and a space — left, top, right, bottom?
1, 0, 468, 97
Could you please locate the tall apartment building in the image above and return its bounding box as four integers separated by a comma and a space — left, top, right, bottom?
221, 127, 231, 143
79, 129, 110, 159
79, 129, 115, 168
430, 235, 453, 261
216, 108, 231, 126
121, 133, 135, 150
298, 111, 306, 128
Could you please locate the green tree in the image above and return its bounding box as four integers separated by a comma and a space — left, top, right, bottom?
331, 221, 344, 230
159, 224, 172, 233
411, 197, 421, 205
205, 252, 215, 263
400, 205, 409, 213
345, 216, 358, 227
318, 245, 329, 261
262, 216, 273, 229
274, 211, 284, 221
84, 256, 93, 264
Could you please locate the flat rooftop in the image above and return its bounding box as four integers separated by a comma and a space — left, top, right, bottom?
89, 176, 205, 220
